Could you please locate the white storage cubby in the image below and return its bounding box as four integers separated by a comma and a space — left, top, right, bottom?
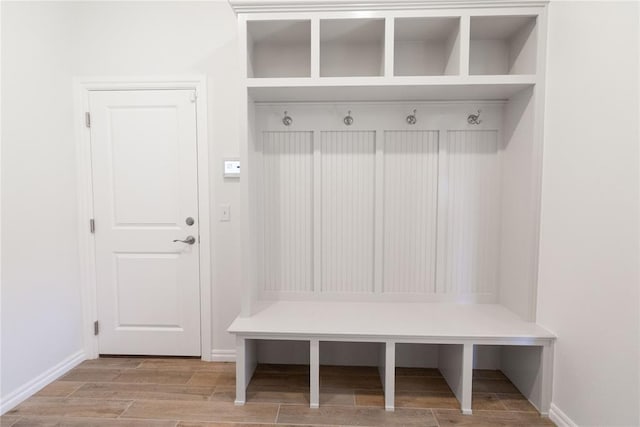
247, 20, 311, 78
394, 17, 461, 76
320, 18, 385, 77
469, 15, 538, 75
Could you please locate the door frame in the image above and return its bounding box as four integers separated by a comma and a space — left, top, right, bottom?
73, 76, 212, 360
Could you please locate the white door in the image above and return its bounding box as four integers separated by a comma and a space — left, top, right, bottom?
89, 89, 201, 356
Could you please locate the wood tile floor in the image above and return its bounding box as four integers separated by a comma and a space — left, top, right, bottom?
2, 358, 555, 427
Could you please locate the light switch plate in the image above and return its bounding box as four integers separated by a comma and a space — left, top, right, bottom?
220, 204, 230, 222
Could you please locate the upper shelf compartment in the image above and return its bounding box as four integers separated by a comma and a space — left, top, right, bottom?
394, 17, 461, 76
469, 15, 537, 75
320, 19, 385, 77
247, 20, 311, 78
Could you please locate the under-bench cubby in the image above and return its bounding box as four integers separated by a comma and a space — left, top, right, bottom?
230, 0, 553, 419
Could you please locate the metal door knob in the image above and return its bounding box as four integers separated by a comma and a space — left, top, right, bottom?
173, 236, 196, 245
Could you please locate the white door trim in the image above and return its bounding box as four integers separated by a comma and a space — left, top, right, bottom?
73, 76, 212, 361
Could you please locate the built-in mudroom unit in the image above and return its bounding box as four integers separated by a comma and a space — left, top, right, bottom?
227, 0, 555, 418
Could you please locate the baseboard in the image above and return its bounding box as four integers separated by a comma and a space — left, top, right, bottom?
0, 350, 86, 415
549, 403, 578, 427
211, 349, 236, 362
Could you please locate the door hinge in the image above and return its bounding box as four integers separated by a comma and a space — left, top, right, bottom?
85, 112, 91, 128
93, 320, 99, 336
89, 218, 95, 233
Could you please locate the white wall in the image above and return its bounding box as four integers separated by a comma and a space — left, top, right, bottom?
538, 2, 639, 426
1, 0, 242, 408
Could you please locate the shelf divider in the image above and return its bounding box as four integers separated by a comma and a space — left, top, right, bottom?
460, 15, 471, 76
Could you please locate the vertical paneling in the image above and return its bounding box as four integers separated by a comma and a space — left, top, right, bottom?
263, 131, 313, 292
443, 130, 500, 294
320, 131, 375, 293
383, 131, 439, 293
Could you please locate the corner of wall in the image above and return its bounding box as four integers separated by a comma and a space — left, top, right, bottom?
549, 403, 579, 427
0, 350, 86, 415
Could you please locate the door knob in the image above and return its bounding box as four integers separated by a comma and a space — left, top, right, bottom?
173, 236, 196, 245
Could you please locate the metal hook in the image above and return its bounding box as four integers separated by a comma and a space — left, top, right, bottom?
282, 111, 293, 126
343, 110, 354, 126
406, 109, 417, 125
467, 109, 482, 125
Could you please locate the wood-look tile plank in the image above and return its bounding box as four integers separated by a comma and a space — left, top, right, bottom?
434, 409, 554, 426
0, 415, 21, 427
320, 366, 379, 377
254, 364, 309, 375
320, 374, 381, 391
472, 369, 507, 380
395, 368, 442, 378
137, 360, 234, 372
277, 404, 438, 426
77, 358, 143, 369
69, 382, 215, 401
355, 390, 459, 409
59, 369, 122, 382
210, 387, 307, 405
472, 379, 520, 394
395, 376, 452, 392
5, 398, 131, 418
496, 393, 538, 412
10, 416, 177, 426
472, 393, 507, 411
121, 400, 278, 424
35, 382, 84, 398
112, 370, 194, 385
177, 423, 313, 427
188, 372, 235, 387
251, 373, 309, 389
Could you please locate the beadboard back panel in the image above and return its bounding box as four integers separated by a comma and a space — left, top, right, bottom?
382, 131, 439, 293
320, 131, 376, 293
262, 131, 314, 292
255, 103, 503, 302
441, 130, 500, 296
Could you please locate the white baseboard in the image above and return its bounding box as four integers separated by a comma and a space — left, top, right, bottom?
549, 403, 578, 427
211, 349, 236, 362
0, 350, 86, 415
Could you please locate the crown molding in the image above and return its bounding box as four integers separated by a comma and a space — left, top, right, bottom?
228, 0, 548, 14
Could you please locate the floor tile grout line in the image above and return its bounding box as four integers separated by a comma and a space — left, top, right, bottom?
275, 403, 281, 424
116, 399, 135, 419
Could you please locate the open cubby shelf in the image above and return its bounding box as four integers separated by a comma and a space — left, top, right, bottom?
394, 17, 461, 76
247, 20, 311, 78
320, 18, 386, 77
469, 15, 538, 75
245, 14, 538, 79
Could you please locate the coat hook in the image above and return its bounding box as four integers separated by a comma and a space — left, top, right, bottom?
406, 109, 417, 125
343, 110, 354, 126
467, 109, 482, 125
282, 111, 293, 126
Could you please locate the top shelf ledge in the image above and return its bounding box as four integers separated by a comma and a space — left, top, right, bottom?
230, 0, 549, 14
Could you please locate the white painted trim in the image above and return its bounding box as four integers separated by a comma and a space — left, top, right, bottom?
211, 349, 237, 362
73, 75, 212, 361
549, 403, 578, 427
0, 350, 85, 415
229, 0, 548, 14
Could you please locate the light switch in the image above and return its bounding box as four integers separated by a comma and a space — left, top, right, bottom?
220, 204, 230, 222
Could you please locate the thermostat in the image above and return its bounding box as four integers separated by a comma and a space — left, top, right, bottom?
223, 159, 241, 178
